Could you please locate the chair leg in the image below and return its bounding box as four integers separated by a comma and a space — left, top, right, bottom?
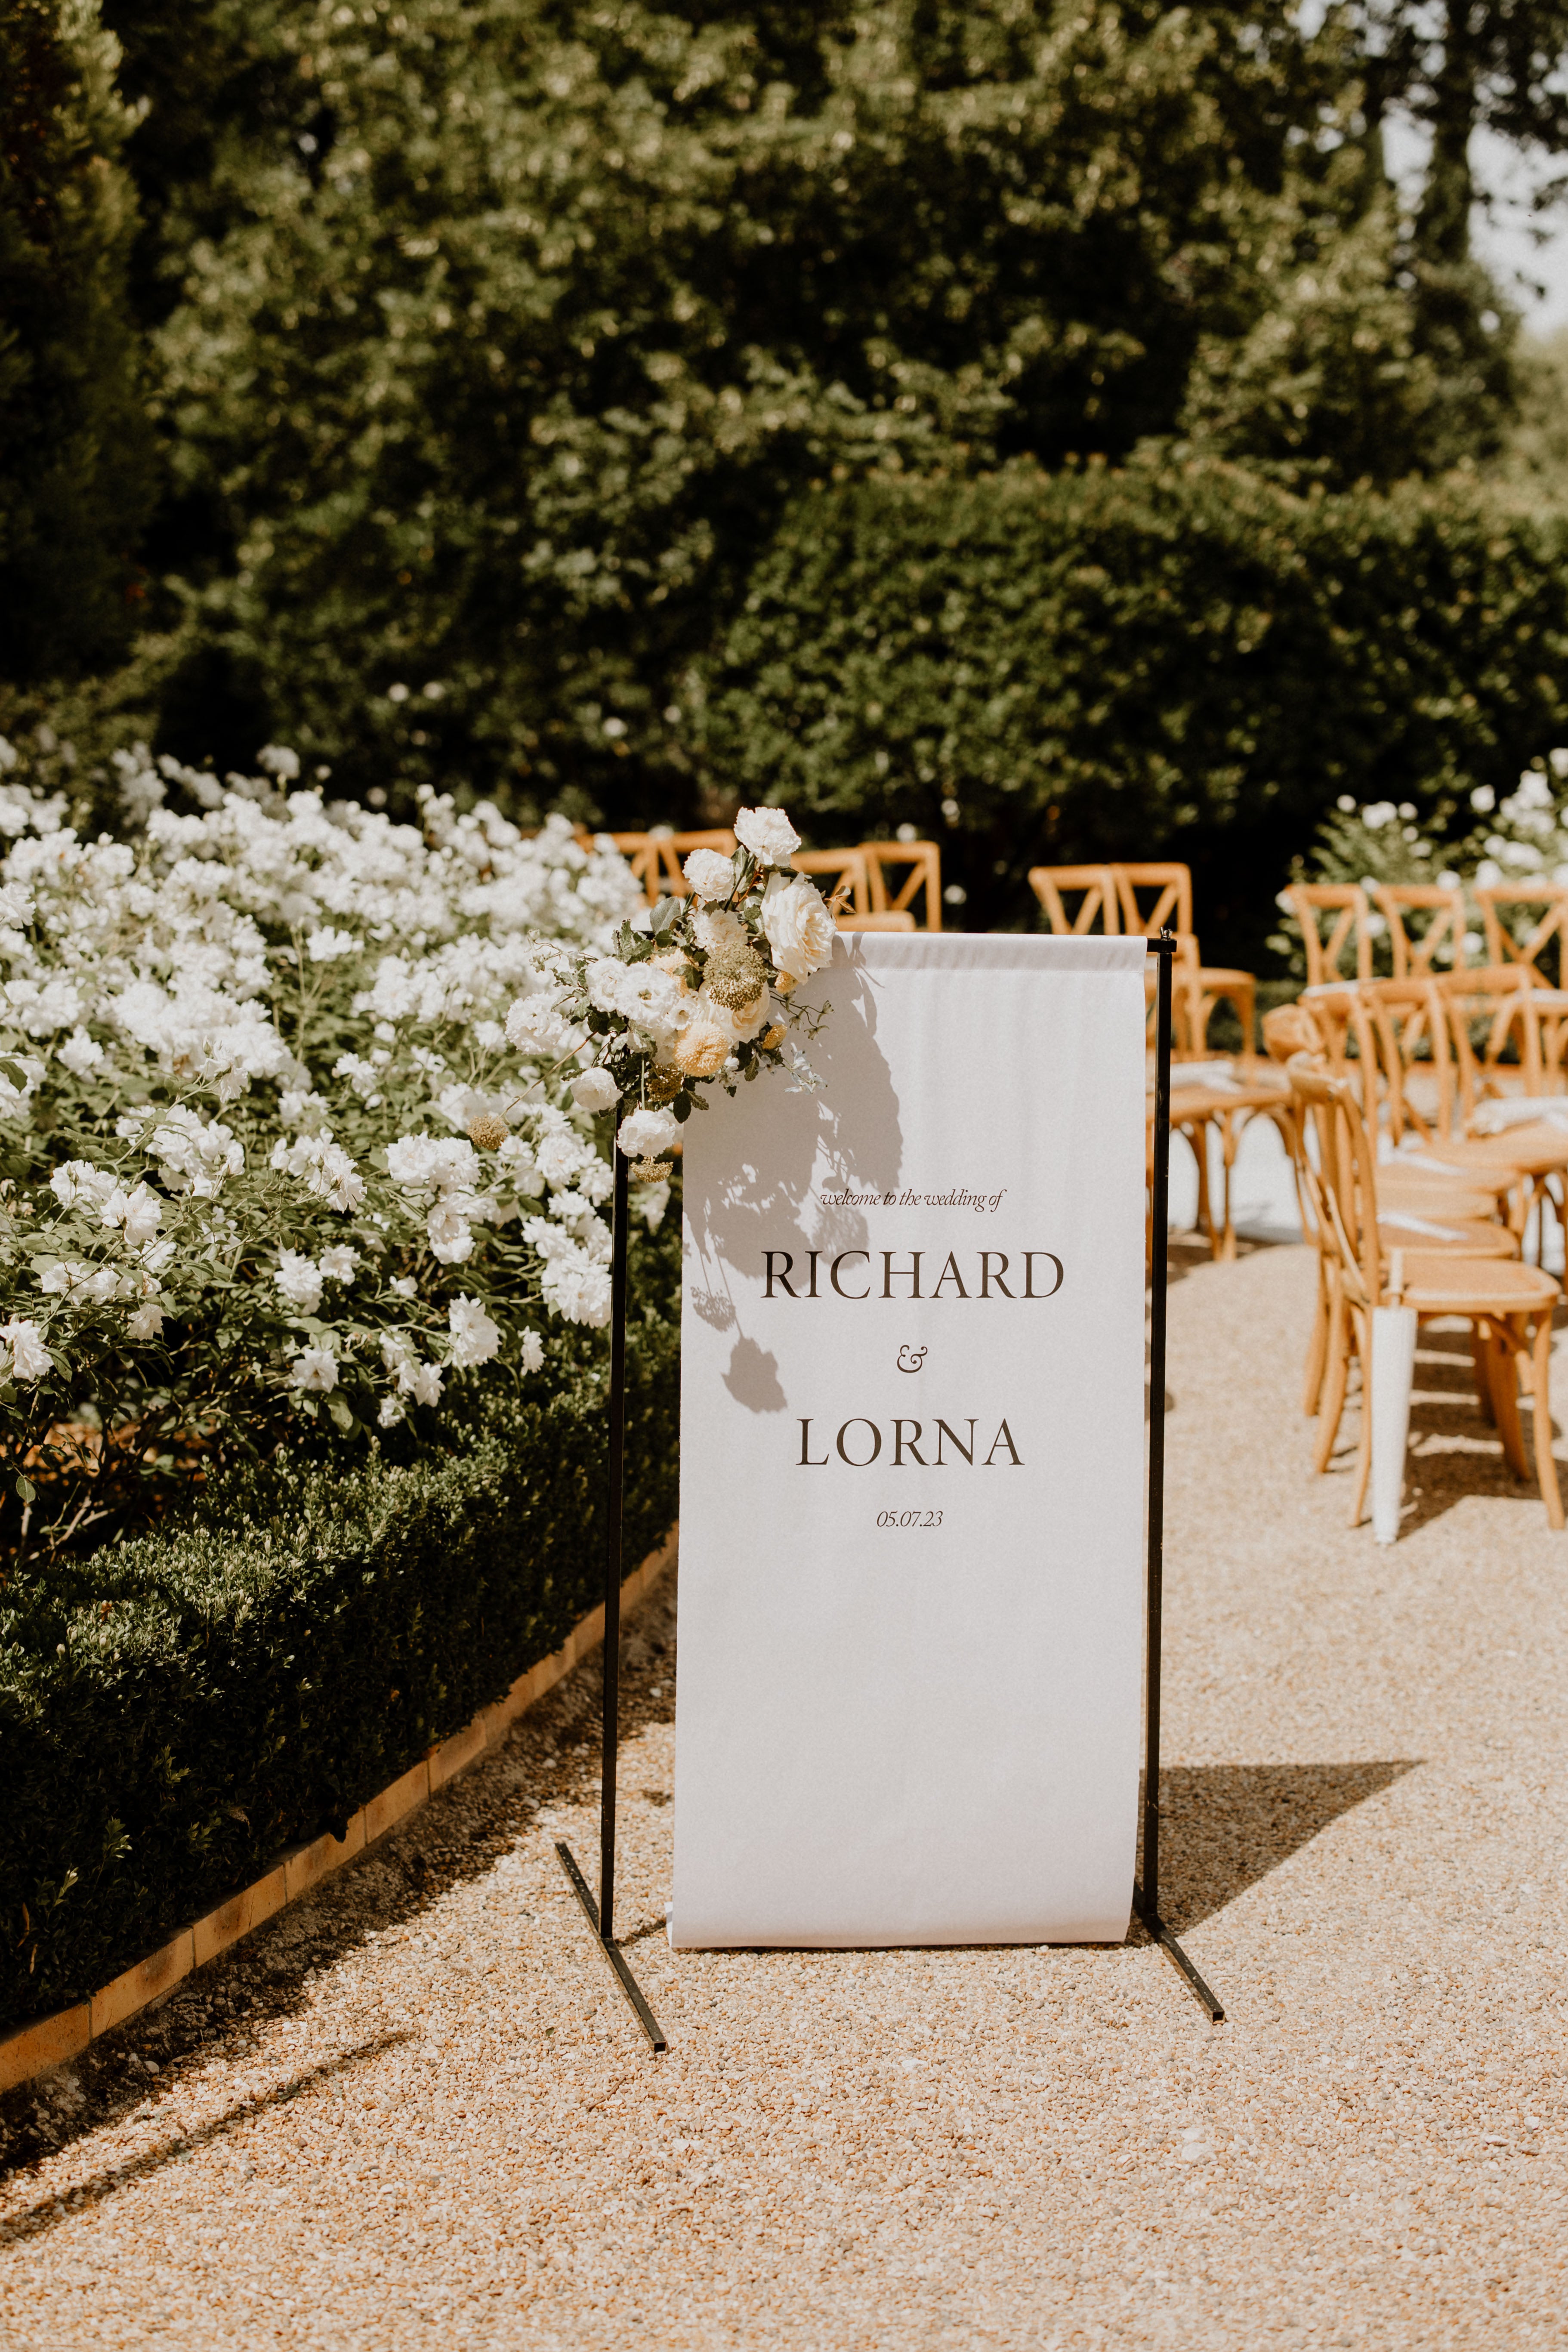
1349, 1310, 1373, 1528
1217, 1112, 1240, 1263
1470, 1329, 1495, 1423
1490, 1326, 1529, 1481
1303, 1262, 1329, 1417
1190, 1121, 1219, 1261
1315, 1290, 1351, 1473
1531, 1311, 1564, 1529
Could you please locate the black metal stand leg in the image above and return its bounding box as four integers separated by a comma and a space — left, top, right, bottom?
552, 1150, 667, 2056
1142, 932, 1225, 2029
555, 1840, 667, 2052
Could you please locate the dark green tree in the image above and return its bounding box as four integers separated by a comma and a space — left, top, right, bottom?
0, 0, 157, 688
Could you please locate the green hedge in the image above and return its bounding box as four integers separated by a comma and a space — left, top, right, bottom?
694, 456, 1568, 967
0, 1317, 679, 2028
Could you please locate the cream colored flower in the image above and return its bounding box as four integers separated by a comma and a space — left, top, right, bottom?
673, 1023, 729, 1078
692, 907, 746, 956
760, 871, 835, 982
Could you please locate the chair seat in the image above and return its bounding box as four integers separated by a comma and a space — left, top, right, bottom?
1377, 1168, 1505, 1220
1396, 1254, 1560, 1315
1377, 1215, 1516, 1258
1416, 1127, 1568, 1177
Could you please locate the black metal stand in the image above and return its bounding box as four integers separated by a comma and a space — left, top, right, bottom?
1133, 933, 1224, 2025
553, 1149, 667, 2053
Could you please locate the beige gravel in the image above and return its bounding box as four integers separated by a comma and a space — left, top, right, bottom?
2, 1237, 1565, 2349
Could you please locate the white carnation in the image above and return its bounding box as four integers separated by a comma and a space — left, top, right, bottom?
735, 806, 801, 866
616, 1105, 680, 1161
682, 848, 737, 901
570, 1066, 619, 1113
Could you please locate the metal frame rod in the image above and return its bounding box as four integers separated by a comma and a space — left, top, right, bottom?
1135, 932, 1225, 2027
552, 1146, 667, 2055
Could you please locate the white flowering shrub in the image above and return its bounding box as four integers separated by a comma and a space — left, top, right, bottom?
1271, 752, 1568, 975
0, 744, 666, 1549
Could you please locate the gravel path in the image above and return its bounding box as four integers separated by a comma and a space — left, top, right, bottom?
2, 1239, 1565, 2349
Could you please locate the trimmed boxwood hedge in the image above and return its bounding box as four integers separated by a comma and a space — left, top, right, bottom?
0, 1316, 679, 2030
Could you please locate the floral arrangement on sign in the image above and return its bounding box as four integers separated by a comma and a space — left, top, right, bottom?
0, 738, 834, 1558
534, 803, 837, 1180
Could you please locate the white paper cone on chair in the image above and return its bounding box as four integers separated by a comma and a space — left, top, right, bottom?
1370, 1304, 1417, 1545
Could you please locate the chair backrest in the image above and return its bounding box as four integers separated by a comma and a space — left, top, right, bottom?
1287, 1057, 1382, 1312
792, 847, 870, 914
1028, 864, 1120, 935
1436, 966, 1561, 1114
1359, 977, 1463, 1147
838, 910, 917, 932
610, 828, 737, 903
861, 841, 942, 930
1371, 883, 1468, 979
1282, 884, 1372, 987
1113, 862, 1193, 938
1476, 884, 1568, 989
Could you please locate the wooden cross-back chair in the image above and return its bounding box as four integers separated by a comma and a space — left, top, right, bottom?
1286, 1056, 1562, 1530
611, 828, 737, 903
791, 846, 871, 917
839, 911, 916, 932
1113, 862, 1193, 939
861, 841, 941, 930
1272, 988, 1517, 1420
1283, 883, 1373, 987
1028, 864, 1120, 935
1476, 884, 1568, 990
1372, 883, 1468, 980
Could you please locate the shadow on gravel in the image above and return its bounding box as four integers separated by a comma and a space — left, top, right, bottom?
0, 2031, 414, 2244
1139, 1759, 1419, 1934
0, 1574, 678, 2187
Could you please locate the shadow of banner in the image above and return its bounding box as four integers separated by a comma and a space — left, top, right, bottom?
1139, 1760, 1420, 1933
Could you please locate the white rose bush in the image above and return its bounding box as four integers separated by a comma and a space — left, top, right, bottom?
0, 748, 836, 1557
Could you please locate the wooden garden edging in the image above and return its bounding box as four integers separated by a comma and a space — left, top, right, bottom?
0, 1525, 678, 2097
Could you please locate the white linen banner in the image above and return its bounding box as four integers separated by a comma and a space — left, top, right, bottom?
670, 930, 1149, 1948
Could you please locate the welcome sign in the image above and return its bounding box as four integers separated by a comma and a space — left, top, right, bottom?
670, 931, 1149, 1948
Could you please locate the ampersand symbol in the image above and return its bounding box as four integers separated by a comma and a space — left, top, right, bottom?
896, 1344, 928, 1374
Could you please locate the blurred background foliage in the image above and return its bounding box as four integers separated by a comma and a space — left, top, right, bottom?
5, 0, 1568, 959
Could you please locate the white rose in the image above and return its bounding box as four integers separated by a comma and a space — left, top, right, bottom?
288, 1346, 338, 1392
3, 1318, 53, 1382
570, 1066, 619, 1113
126, 1302, 165, 1342
735, 806, 802, 866
761, 871, 836, 982
682, 848, 737, 901
275, 1251, 324, 1314
57, 1027, 104, 1077
617, 1105, 681, 1160
319, 1244, 359, 1283
427, 1203, 474, 1263
448, 1294, 501, 1367
519, 1328, 545, 1374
